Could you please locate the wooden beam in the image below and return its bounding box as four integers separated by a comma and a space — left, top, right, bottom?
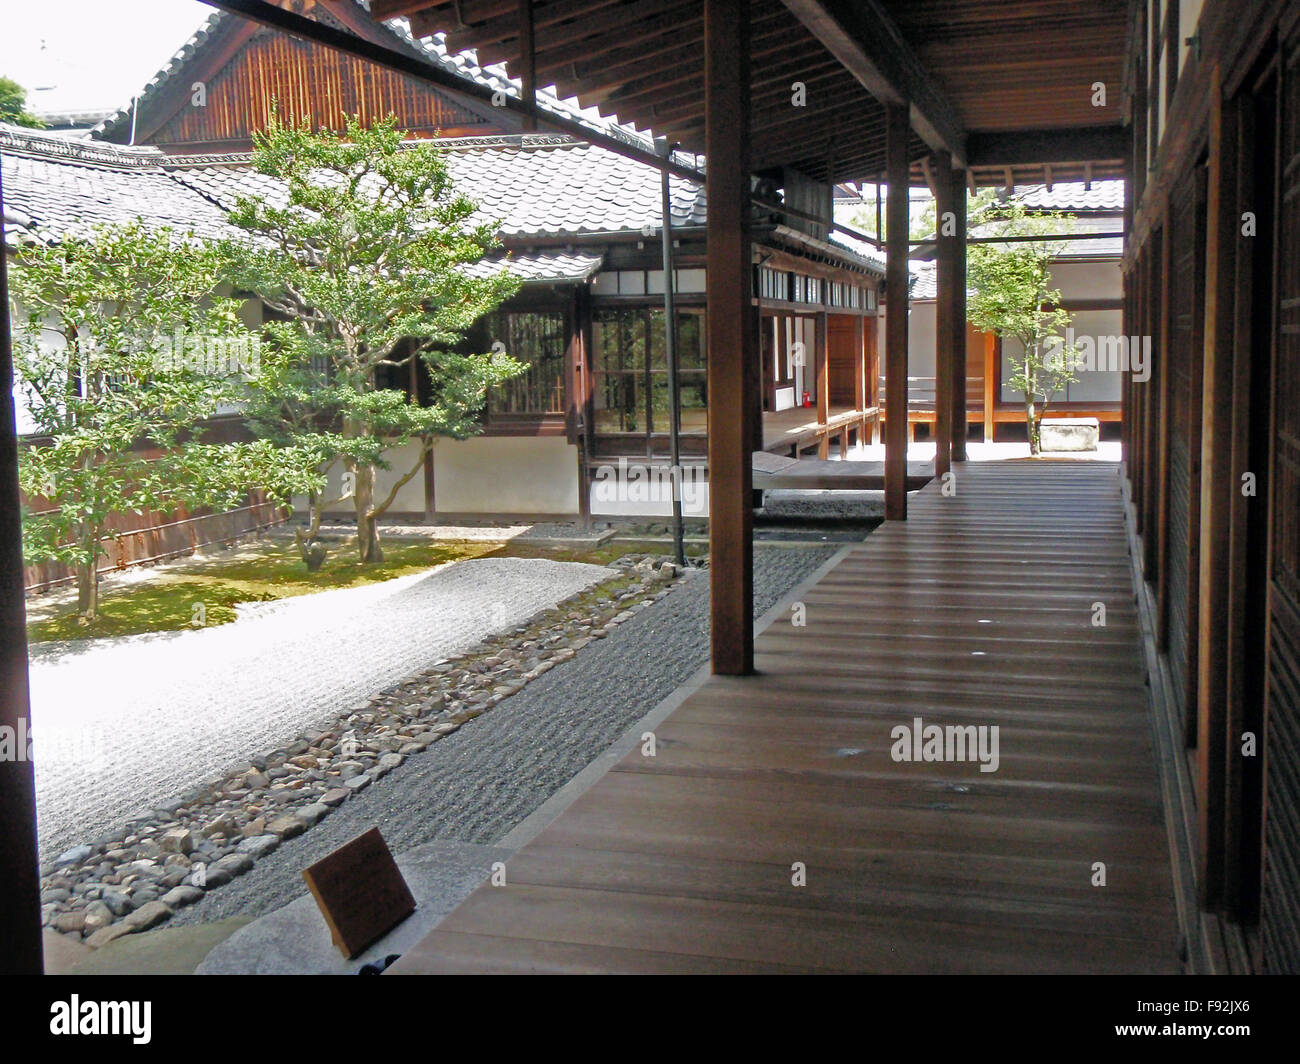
0, 170, 43, 974
965, 126, 1128, 167
884, 101, 910, 521
778, 0, 966, 165
933, 149, 954, 477
705, 0, 754, 676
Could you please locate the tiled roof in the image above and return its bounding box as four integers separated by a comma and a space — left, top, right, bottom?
0, 124, 708, 282
1, 127, 244, 247
165, 134, 709, 237
1014, 180, 1124, 213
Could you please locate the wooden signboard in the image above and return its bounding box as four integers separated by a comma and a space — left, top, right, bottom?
301, 827, 415, 959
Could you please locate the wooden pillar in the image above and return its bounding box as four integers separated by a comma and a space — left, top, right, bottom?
951, 165, 968, 461
0, 175, 43, 974
815, 311, 829, 459
933, 151, 954, 476
884, 102, 910, 520
983, 332, 997, 442
1195, 68, 1237, 910
705, 0, 753, 675
854, 312, 866, 439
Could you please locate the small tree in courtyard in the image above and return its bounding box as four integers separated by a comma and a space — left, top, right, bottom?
222, 113, 523, 564
8, 221, 318, 623
966, 201, 1080, 455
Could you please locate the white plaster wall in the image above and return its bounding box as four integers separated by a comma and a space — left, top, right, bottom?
1051, 260, 1123, 301
298, 439, 428, 515
434, 435, 579, 515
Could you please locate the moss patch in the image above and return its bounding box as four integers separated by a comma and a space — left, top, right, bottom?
28, 540, 502, 644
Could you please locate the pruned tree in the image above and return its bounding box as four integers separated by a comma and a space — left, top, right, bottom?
966, 201, 1080, 455
8, 221, 319, 623
221, 113, 524, 564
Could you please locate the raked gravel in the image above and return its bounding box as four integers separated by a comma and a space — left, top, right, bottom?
29, 556, 613, 861
168, 543, 840, 926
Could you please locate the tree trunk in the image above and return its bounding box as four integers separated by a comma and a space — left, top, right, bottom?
75, 534, 99, 624
1025, 399, 1041, 456
354, 465, 383, 563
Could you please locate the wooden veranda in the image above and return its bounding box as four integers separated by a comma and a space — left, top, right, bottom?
389, 461, 1181, 974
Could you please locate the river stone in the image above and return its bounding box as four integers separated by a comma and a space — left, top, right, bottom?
86, 923, 137, 950
55, 845, 92, 867
295, 803, 330, 827
123, 900, 172, 932
213, 853, 254, 877
161, 885, 204, 909
101, 891, 132, 917
267, 815, 306, 839
236, 834, 280, 859
53, 911, 86, 935
320, 788, 350, 807
82, 900, 114, 933
160, 828, 193, 855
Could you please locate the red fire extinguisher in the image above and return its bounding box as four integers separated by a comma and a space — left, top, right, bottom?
802, 390, 812, 408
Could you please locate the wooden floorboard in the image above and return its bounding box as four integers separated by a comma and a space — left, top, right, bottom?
390, 460, 1182, 974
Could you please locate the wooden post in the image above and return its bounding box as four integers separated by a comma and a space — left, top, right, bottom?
854, 312, 866, 442
0, 171, 44, 974
518, 0, 537, 132
983, 332, 997, 442
705, 0, 753, 675
951, 165, 968, 461
884, 102, 910, 520
1194, 66, 1236, 910
934, 151, 954, 476
815, 311, 829, 459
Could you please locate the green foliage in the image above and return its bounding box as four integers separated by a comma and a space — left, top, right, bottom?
0, 76, 43, 128
8, 221, 320, 619
219, 113, 524, 561
966, 202, 1081, 453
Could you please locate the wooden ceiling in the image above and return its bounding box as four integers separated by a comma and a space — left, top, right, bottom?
364, 0, 1132, 185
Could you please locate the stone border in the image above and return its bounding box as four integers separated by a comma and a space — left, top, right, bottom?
39, 552, 692, 950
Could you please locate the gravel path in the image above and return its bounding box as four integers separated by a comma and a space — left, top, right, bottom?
169, 543, 840, 926
29, 556, 613, 861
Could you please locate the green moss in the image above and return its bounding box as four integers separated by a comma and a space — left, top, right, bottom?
28, 539, 501, 643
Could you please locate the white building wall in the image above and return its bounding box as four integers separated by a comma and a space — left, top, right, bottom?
434, 435, 579, 515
